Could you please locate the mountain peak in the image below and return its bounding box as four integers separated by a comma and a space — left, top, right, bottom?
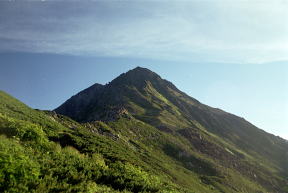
109, 66, 162, 87
56, 67, 185, 122
126, 66, 160, 78
130, 66, 153, 73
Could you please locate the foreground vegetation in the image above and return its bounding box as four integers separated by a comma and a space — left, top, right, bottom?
0, 91, 180, 192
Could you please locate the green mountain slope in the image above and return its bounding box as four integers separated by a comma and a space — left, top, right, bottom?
2, 90, 269, 193
0, 67, 287, 192
0, 91, 182, 192
55, 67, 288, 192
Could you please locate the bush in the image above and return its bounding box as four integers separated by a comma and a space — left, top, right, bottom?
0, 136, 40, 193
102, 161, 161, 192
0, 114, 47, 145
36, 145, 107, 192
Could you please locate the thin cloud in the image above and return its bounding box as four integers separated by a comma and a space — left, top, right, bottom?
0, 0, 287, 63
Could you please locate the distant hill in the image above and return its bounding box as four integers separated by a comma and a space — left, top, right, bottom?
0, 67, 287, 192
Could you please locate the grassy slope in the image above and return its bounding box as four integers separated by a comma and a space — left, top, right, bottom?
1, 91, 287, 192
122, 81, 288, 193
0, 91, 180, 193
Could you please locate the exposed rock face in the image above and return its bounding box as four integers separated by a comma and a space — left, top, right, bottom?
91, 106, 131, 122
55, 83, 104, 121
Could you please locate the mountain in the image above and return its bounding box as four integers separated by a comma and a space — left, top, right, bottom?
56, 67, 288, 192
0, 67, 287, 193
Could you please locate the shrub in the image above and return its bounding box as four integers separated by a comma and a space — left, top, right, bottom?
102, 161, 161, 192
0, 136, 40, 193
0, 114, 47, 145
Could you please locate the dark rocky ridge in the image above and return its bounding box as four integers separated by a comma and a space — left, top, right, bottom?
55, 66, 201, 122
55, 83, 104, 121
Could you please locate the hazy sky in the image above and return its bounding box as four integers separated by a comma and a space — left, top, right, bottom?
0, 1, 287, 139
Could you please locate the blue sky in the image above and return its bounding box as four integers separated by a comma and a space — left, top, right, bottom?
0, 1, 287, 139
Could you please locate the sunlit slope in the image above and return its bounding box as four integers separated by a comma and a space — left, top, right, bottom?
56, 67, 288, 192
1, 90, 269, 193
0, 91, 184, 192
